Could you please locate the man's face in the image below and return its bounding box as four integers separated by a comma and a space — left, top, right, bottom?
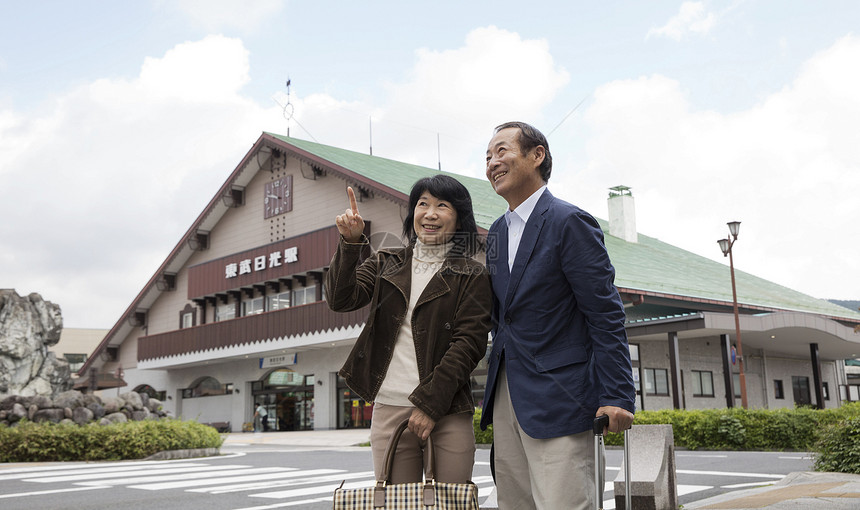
486, 127, 544, 207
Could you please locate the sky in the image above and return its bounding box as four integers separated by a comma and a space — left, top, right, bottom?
1, 0, 858, 329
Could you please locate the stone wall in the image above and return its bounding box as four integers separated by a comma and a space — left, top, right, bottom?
0, 289, 71, 397
0, 389, 168, 427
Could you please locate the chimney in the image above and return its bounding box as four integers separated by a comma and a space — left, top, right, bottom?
608, 185, 637, 243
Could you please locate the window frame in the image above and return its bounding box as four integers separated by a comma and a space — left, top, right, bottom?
774, 379, 785, 399
691, 370, 715, 397
643, 367, 670, 396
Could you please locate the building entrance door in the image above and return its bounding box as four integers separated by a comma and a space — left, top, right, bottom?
252, 368, 315, 431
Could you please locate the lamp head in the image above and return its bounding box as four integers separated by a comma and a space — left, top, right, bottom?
717, 238, 730, 256
727, 221, 741, 238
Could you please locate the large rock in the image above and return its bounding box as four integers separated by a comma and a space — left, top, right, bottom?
102, 396, 123, 414
0, 290, 70, 397
32, 408, 65, 423
0, 390, 171, 428
72, 406, 94, 425
103, 412, 128, 424
119, 391, 143, 411
131, 408, 150, 421
147, 398, 163, 413
87, 402, 106, 419
54, 390, 84, 409
8, 402, 26, 422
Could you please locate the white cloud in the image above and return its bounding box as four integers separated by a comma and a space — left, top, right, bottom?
0, 27, 570, 327
0, 35, 284, 327
138, 35, 251, 102
158, 0, 285, 32
647, 1, 718, 41
4, 25, 857, 334
276, 26, 569, 179
572, 35, 860, 299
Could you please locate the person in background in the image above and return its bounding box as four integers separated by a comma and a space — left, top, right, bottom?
480, 121, 635, 509
325, 174, 492, 484
254, 403, 269, 432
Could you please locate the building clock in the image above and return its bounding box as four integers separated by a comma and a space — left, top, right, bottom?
264, 176, 292, 219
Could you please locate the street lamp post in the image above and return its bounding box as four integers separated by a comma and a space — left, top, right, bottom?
718, 221, 748, 409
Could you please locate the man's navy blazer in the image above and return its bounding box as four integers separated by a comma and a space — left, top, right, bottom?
480, 189, 635, 439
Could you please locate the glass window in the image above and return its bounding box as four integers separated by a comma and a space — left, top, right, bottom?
644, 368, 669, 396
823, 382, 829, 400
182, 312, 193, 328
628, 343, 640, 362
216, 303, 235, 322
792, 376, 811, 406
337, 376, 372, 429
267, 291, 291, 311
182, 376, 233, 398
850, 385, 860, 401
64, 353, 87, 372
242, 297, 264, 316
774, 379, 784, 399
293, 285, 316, 306
692, 370, 714, 397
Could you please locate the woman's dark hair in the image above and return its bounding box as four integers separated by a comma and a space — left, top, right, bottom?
494, 121, 552, 182
402, 174, 480, 257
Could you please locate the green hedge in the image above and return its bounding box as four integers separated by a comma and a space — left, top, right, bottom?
473, 403, 860, 454
813, 416, 860, 474
0, 419, 224, 462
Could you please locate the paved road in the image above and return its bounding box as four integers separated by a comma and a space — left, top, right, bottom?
0, 446, 814, 510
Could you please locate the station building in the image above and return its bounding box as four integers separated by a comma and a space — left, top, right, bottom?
79, 132, 860, 432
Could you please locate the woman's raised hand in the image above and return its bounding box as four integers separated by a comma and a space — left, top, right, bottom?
335, 186, 365, 243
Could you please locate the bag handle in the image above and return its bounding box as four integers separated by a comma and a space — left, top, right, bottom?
374, 418, 436, 507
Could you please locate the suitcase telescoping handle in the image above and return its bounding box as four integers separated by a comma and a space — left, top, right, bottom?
593, 415, 609, 510
593, 415, 632, 510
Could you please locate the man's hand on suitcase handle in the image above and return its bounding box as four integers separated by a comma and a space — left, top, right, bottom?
595, 406, 634, 434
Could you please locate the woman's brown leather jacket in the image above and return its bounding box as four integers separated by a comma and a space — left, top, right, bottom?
325, 237, 491, 422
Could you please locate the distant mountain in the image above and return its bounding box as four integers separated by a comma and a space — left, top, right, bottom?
830, 299, 860, 312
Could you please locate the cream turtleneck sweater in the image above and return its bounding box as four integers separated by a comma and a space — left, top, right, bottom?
374, 239, 451, 406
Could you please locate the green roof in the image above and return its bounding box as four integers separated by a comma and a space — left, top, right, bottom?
268, 133, 860, 322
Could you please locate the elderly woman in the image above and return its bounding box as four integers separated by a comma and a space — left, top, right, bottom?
325, 174, 491, 484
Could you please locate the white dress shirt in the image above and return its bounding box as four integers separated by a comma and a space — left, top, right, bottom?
504, 185, 547, 271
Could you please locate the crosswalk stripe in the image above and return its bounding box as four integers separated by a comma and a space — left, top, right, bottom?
76, 467, 289, 487
232, 497, 333, 510
0, 462, 205, 481
190, 470, 374, 494
676, 469, 783, 479
0, 485, 109, 500
678, 484, 713, 496
25, 464, 253, 483
251, 479, 386, 499
127, 468, 343, 491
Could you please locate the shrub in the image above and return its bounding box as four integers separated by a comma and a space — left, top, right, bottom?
473, 408, 493, 444
471, 402, 860, 456
0, 419, 223, 462
813, 416, 860, 474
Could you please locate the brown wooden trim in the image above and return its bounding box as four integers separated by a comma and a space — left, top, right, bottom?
138, 301, 367, 361
187, 226, 340, 298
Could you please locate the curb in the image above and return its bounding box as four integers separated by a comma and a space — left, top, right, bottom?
144, 447, 221, 460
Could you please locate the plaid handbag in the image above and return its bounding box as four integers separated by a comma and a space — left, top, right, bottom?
333, 419, 480, 509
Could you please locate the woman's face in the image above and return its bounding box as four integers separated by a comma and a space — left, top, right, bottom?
413, 191, 459, 245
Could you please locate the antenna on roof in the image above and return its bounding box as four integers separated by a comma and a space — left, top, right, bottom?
282, 78, 294, 137
369, 117, 373, 156
437, 133, 441, 171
